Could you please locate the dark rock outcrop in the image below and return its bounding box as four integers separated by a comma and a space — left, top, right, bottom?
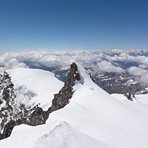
0, 62, 81, 140
27, 105, 49, 126
0, 72, 48, 139
124, 92, 134, 101
48, 62, 80, 112
0, 72, 17, 139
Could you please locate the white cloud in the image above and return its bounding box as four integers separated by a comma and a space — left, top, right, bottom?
107, 52, 148, 67
95, 60, 125, 73
127, 66, 148, 84
0, 50, 148, 84
0, 52, 28, 74
127, 66, 147, 76
140, 72, 148, 84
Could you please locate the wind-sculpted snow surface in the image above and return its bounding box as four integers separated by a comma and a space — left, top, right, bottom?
0, 121, 111, 148
0, 63, 148, 148
48, 62, 148, 148
33, 122, 110, 148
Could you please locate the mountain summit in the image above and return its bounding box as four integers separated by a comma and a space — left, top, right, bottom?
0, 62, 148, 148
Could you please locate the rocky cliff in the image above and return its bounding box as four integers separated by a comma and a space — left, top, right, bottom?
0, 62, 81, 139
48, 62, 80, 112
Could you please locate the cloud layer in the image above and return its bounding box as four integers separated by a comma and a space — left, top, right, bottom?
0, 49, 148, 84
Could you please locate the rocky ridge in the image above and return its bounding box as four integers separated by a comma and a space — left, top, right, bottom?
0, 62, 81, 139
49, 62, 80, 112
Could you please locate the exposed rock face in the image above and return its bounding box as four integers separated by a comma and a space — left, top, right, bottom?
124, 92, 135, 101
27, 105, 49, 126
0, 72, 17, 139
28, 62, 81, 125
48, 62, 80, 112
0, 72, 48, 139
0, 62, 81, 140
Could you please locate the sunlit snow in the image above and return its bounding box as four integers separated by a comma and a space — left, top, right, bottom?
0, 64, 148, 148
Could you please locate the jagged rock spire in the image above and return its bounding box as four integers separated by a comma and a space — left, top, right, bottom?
28, 62, 81, 125
49, 62, 80, 112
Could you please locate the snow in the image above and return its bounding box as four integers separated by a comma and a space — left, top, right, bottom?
7, 68, 64, 110
0, 64, 148, 148
0, 121, 110, 148
33, 122, 110, 148
48, 63, 148, 148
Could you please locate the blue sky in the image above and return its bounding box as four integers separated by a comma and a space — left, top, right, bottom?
0, 0, 148, 51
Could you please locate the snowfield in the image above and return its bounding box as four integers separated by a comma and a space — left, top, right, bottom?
0, 121, 111, 148
7, 68, 64, 110
0, 64, 148, 148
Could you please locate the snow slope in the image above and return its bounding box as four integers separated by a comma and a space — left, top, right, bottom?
7, 68, 64, 110
48, 63, 148, 148
0, 121, 110, 148
0, 64, 148, 148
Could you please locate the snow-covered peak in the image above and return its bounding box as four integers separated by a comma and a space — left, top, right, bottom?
76, 62, 91, 80
7, 68, 64, 110
48, 63, 148, 148
0, 64, 148, 148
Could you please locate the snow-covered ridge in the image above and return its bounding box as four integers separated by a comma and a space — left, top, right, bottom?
0, 68, 64, 139
48, 63, 148, 148
7, 68, 64, 110
0, 121, 111, 148
0, 63, 148, 148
